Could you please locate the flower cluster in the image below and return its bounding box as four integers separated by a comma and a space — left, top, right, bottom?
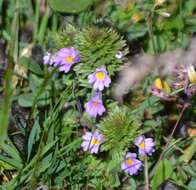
151, 64, 196, 100
150, 78, 176, 101
85, 65, 111, 118
173, 65, 196, 97
121, 135, 155, 176
82, 66, 111, 153
43, 47, 80, 73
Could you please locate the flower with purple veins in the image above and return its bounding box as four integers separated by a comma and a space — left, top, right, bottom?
88, 65, 111, 91
84, 93, 106, 118
53, 47, 80, 73
81, 130, 104, 154
134, 135, 155, 156
121, 152, 142, 175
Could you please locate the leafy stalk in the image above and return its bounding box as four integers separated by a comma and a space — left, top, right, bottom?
0, 0, 19, 144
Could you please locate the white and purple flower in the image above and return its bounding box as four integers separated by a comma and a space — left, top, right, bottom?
84, 93, 106, 118
88, 65, 111, 91
121, 152, 142, 175
134, 135, 155, 156
43, 52, 54, 65
115, 51, 124, 59
53, 47, 80, 73
81, 130, 104, 154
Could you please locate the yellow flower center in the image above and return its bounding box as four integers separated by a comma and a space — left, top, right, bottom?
139, 142, 145, 149
66, 56, 74, 64
126, 159, 134, 166
96, 71, 105, 80
92, 101, 99, 107
91, 138, 99, 145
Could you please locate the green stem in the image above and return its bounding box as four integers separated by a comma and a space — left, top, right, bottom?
38, 6, 50, 44
0, 0, 19, 144
33, 0, 40, 43
144, 155, 149, 190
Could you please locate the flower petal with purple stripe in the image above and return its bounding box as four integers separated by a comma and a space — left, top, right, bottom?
121, 152, 142, 175
134, 135, 155, 156
53, 47, 80, 73
84, 93, 106, 118
81, 130, 104, 154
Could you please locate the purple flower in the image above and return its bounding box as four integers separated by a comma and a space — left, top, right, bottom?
88, 65, 111, 91
43, 52, 54, 65
151, 86, 169, 100
53, 47, 80, 73
81, 130, 104, 154
150, 86, 176, 101
121, 153, 142, 175
84, 93, 106, 118
186, 85, 196, 97
134, 136, 155, 156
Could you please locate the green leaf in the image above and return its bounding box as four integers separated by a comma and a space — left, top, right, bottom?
188, 179, 196, 190
182, 137, 196, 163
41, 140, 57, 157
0, 155, 23, 169
20, 57, 43, 75
27, 119, 41, 161
18, 91, 51, 107
1, 142, 22, 163
18, 93, 33, 107
48, 0, 98, 14
151, 159, 174, 190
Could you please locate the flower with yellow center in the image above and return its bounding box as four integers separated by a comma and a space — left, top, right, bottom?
126, 159, 134, 166
88, 65, 111, 91
96, 71, 105, 80
81, 130, 104, 154
92, 101, 99, 107
121, 152, 142, 175
66, 56, 74, 64
139, 142, 145, 149
134, 135, 155, 156
84, 93, 106, 118
91, 138, 99, 145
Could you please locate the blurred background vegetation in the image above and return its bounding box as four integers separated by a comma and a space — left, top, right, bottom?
0, 0, 196, 189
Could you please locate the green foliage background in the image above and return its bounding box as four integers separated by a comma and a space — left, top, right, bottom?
0, 0, 196, 189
